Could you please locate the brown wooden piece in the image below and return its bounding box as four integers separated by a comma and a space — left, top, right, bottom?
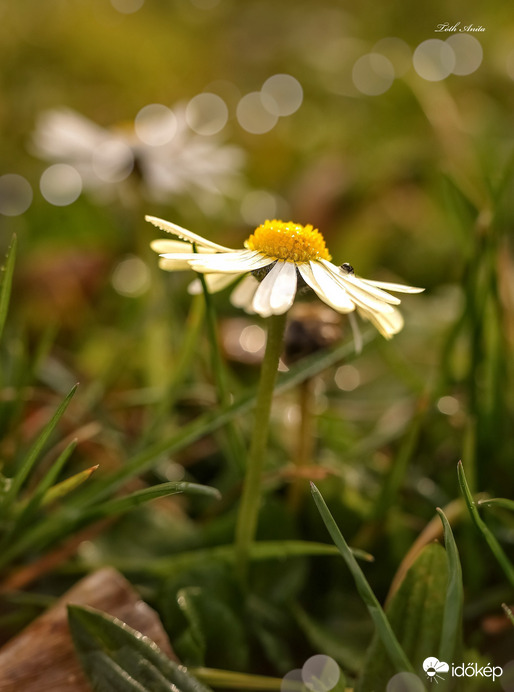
0, 567, 175, 691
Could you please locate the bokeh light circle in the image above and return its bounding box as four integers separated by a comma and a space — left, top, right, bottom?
40, 164, 82, 206
500, 660, 514, 691
302, 654, 340, 691
373, 37, 412, 77
413, 39, 455, 81
0, 174, 33, 216
135, 104, 177, 146
261, 74, 303, 116
352, 53, 395, 95
446, 34, 483, 75
386, 672, 425, 691
185, 93, 228, 136
236, 92, 278, 134
110, 0, 144, 13
280, 669, 304, 692
92, 139, 134, 182
111, 255, 151, 297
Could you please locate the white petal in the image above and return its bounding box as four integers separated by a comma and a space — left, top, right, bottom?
150, 239, 215, 255
145, 215, 235, 252
158, 257, 192, 271
320, 261, 398, 313
189, 251, 271, 274
358, 305, 404, 338
269, 261, 297, 314
252, 262, 284, 317
188, 273, 238, 295
364, 279, 425, 294
230, 274, 260, 311
299, 261, 355, 313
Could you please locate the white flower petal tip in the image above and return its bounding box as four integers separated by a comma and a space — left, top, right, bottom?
145, 215, 234, 252
365, 279, 425, 294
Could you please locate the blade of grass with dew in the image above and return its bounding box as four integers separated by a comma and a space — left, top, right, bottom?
72, 333, 374, 509
436, 508, 463, 663
0, 235, 16, 345
74, 481, 221, 523
68, 605, 213, 692
478, 498, 514, 512
310, 482, 413, 674
74, 540, 368, 577
0, 384, 78, 519
458, 461, 514, 588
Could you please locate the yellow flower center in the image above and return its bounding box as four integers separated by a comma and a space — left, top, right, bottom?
244, 220, 332, 263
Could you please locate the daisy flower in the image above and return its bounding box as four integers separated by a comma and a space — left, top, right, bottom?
147, 216, 423, 338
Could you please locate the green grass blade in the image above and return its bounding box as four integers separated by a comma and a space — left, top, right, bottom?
310, 482, 413, 674
14, 440, 78, 519
457, 461, 514, 588
87, 540, 364, 577
0, 384, 78, 515
478, 498, 514, 512
0, 235, 17, 343
73, 333, 373, 508
190, 667, 286, 690
81, 481, 220, 522
41, 464, 99, 508
68, 604, 214, 692
436, 508, 463, 662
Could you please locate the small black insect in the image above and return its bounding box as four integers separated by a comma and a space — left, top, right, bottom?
340, 263, 354, 274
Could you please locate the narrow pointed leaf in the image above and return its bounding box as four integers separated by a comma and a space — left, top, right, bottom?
0, 235, 16, 342
436, 508, 463, 662
458, 461, 514, 588
41, 464, 99, 508
478, 497, 514, 512
310, 482, 413, 674
80, 481, 220, 522
68, 605, 213, 692
0, 384, 78, 514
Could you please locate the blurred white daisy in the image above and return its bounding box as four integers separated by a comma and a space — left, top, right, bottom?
31, 107, 244, 211
148, 216, 424, 338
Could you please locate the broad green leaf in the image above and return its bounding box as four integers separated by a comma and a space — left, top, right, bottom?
436, 508, 463, 663
310, 483, 413, 675
68, 604, 213, 692
0, 235, 16, 343
358, 543, 448, 691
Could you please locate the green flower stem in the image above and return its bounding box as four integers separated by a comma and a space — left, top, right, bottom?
198, 272, 246, 474
235, 312, 287, 578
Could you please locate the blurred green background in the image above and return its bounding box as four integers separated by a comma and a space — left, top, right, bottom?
1, 0, 514, 687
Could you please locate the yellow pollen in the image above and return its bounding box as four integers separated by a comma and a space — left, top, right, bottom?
244, 220, 332, 263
